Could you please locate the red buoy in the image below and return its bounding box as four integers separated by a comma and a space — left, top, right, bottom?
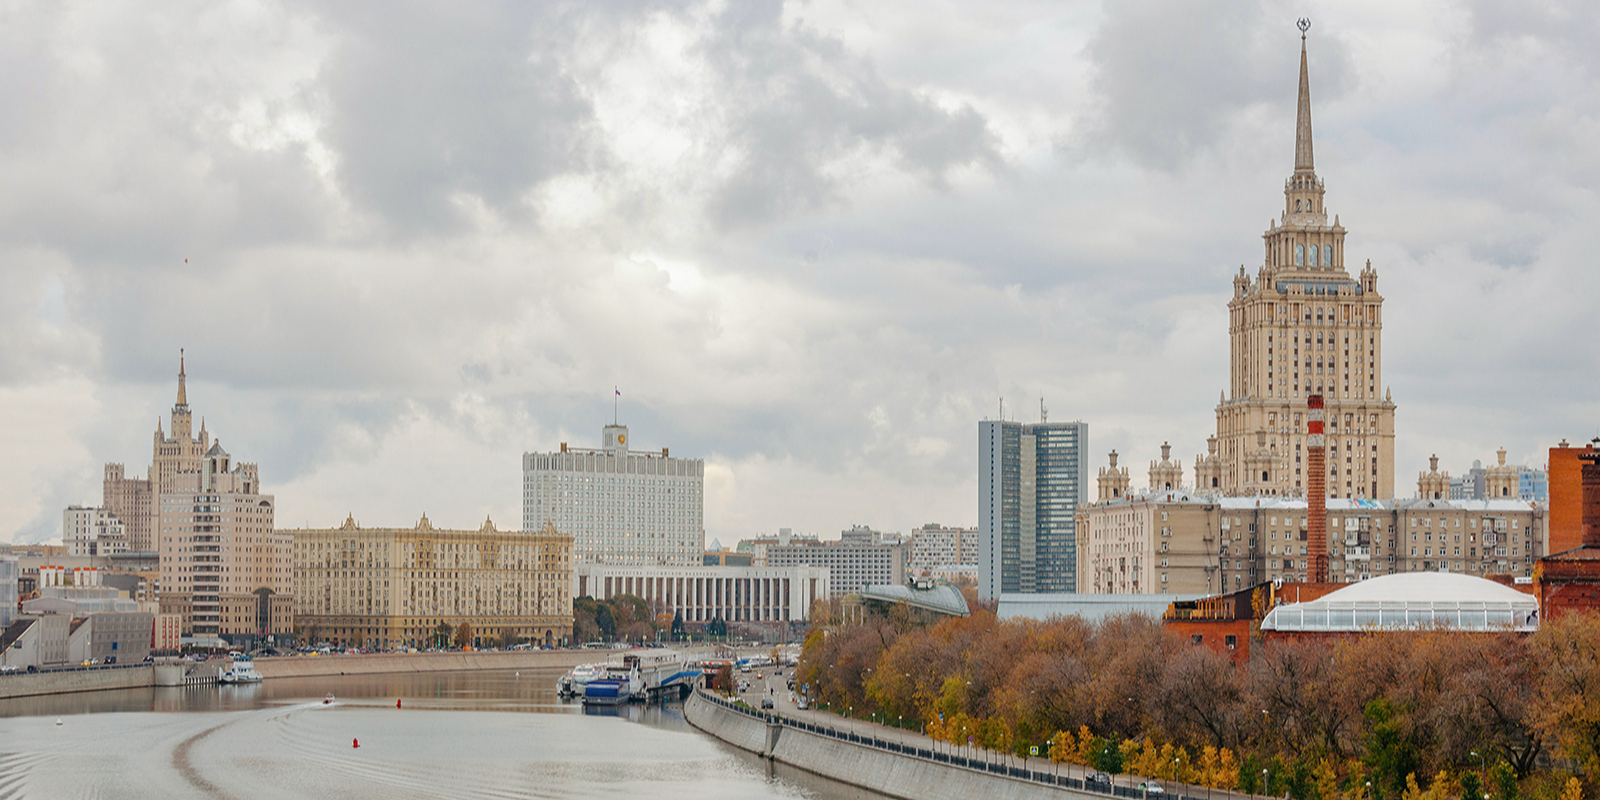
353, 738, 360, 749
396, 699, 402, 709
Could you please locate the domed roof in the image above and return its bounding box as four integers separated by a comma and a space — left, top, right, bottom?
1262, 573, 1539, 633
1315, 572, 1531, 604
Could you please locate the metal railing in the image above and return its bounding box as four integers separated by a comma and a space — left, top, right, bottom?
695, 688, 1263, 800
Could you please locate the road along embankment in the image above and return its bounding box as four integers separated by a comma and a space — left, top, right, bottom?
0, 665, 153, 700
251, 649, 599, 679
685, 689, 1112, 800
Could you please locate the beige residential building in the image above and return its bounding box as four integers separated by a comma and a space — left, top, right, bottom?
1077, 466, 1547, 595
157, 439, 288, 640
62, 506, 128, 557
93, 355, 295, 642
1213, 31, 1396, 500
289, 515, 574, 649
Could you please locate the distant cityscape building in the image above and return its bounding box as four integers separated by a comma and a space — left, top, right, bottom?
522, 423, 703, 566
702, 549, 753, 567
0, 545, 16, 629
573, 564, 830, 626
908, 523, 979, 571
766, 526, 908, 598
737, 528, 820, 566
977, 418, 1089, 600
1210, 30, 1396, 500
288, 515, 574, 649
1076, 462, 1547, 596
63, 506, 128, 557
88, 356, 289, 645
1447, 450, 1547, 502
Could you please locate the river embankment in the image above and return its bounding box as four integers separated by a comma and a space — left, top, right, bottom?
684, 687, 1110, 800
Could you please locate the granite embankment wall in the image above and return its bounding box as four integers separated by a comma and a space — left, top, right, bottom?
251, 650, 597, 679
684, 689, 1093, 800
0, 665, 153, 700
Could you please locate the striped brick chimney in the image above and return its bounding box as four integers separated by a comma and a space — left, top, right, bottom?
1307, 395, 1328, 582
1583, 449, 1600, 548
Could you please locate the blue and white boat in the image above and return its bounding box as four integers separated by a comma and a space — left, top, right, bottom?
583, 650, 692, 704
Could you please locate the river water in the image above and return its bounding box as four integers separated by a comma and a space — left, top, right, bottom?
0, 667, 888, 800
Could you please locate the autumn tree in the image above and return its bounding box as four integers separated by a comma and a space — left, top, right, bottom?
453, 621, 474, 649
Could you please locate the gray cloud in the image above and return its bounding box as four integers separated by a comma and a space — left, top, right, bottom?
0, 0, 1594, 545
1081, 0, 1353, 171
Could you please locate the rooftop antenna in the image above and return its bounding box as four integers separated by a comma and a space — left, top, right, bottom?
998, 397, 1004, 421
1041, 396, 1048, 423
613, 386, 619, 425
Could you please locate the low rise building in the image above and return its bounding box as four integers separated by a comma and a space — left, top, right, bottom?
908, 524, 979, 572
766, 526, 908, 598
737, 529, 821, 566
289, 515, 574, 649
573, 563, 829, 626
1077, 485, 1547, 595
63, 506, 128, 557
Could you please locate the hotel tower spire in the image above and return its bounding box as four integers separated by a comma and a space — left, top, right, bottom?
1295, 18, 1314, 176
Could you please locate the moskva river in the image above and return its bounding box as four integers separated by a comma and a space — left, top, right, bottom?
0, 667, 887, 799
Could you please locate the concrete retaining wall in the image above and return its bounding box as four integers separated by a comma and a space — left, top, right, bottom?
0, 666, 153, 700
684, 691, 1092, 800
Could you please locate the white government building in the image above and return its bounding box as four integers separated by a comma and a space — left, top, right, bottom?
573, 564, 831, 624
522, 423, 704, 566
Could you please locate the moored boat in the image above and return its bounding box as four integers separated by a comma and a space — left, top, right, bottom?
557, 663, 604, 697
218, 656, 264, 684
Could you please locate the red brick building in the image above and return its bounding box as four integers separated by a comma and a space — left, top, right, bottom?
1536, 444, 1600, 619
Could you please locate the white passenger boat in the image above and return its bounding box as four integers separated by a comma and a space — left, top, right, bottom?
218, 656, 264, 684
558, 663, 604, 697
582, 650, 693, 704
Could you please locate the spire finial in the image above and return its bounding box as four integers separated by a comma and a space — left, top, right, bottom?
1294, 19, 1315, 175
176, 348, 188, 407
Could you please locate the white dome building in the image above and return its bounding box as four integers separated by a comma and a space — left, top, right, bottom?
1261, 573, 1539, 633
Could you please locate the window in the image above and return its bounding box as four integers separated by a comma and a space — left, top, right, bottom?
1296, 244, 1305, 265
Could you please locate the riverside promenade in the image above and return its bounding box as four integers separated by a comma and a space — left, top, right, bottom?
685, 669, 1261, 800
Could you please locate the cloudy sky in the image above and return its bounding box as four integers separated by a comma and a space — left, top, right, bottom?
3, 0, 1597, 545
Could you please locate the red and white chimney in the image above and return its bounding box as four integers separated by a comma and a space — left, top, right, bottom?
1307, 395, 1328, 583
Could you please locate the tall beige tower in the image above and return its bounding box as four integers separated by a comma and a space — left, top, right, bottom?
1213, 25, 1396, 500
1098, 451, 1131, 502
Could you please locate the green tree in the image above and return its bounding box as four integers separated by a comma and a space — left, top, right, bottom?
1364, 699, 1417, 800
1490, 761, 1517, 800
671, 610, 685, 641
1460, 770, 1482, 800
1094, 735, 1124, 774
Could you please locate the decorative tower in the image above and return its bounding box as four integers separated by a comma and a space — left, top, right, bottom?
1213, 20, 1396, 500
1485, 448, 1519, 499
1149, 442, 1184, 492
1098, 451, 1131, 502
1194, 436, 1223, 493
1418, 455, 1450, 500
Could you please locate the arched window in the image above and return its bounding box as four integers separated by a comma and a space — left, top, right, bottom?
1295, 199, 1302, 211
1295, 244, 1304, 265
1323, 245, 1333, 267
1309, 244, 1320, 266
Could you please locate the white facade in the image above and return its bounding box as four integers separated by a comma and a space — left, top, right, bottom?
523, 424, 704, 566
573, 564, 830, 624
909, 524, 979, 570
63, 506, 128, 557
765, 531, 908, 598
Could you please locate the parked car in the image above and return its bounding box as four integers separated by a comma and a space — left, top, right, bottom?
1140, 782, 1165, 795
795, 697, 809, 711
1086, 773, 1113, 787
760, 697, 774, 710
